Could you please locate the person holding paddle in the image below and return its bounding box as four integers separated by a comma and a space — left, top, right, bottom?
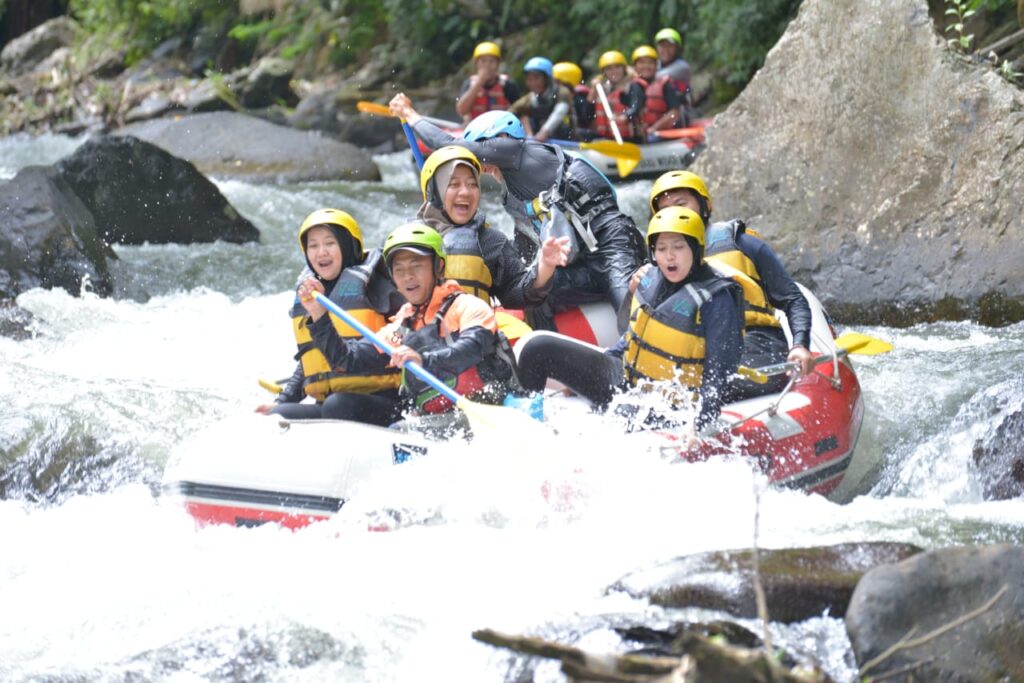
416, 145, 570, 311
295, 222, 519, 419
516, 206, 743, 448
389, 93, 646, 329
588, 50, 646, 143
646, 170, 815, 398
257, 208, 405, 423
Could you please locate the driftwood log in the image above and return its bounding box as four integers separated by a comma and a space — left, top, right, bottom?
472, 628, 832, 683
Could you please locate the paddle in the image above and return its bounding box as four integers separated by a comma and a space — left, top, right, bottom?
354, 101, 424, 168
737, 332, 894, 384
356, 101, 460, 128
547, 138, 642, 163
312, 292, 545, 433
592, 82, 640, 178
652, 127, 706, 141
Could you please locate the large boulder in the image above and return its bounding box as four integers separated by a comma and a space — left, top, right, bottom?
611, 542, 922, 624
695, 0, 1024, 325
971, 377, 1024, 500
0, 166, 115, 300
56, 135, 259, 245
0, 16, 77, 76
116, 111, 381, 183
846, 544, 1024, 681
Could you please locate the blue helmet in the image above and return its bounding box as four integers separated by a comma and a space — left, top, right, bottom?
462, 110, 525, 141
523, 56, 553, 79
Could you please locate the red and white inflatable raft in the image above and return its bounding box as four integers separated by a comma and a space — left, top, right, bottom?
162, 286, 861, 527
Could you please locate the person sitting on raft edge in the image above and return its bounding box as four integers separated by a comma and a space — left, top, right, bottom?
295, 222, 520, 421
645, 170, 814, 399
257, 208, 404, 423
416, 145, 569, 325
515, 206, 743, 450
389, 92, 647, 332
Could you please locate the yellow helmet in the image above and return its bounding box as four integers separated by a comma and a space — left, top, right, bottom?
646, 206, 706, 254
420, 146, 482, 201
631, 45, 658, 63
552, 61, 583, 86
649, 170, 714, 216
298, 208, 364, 259
598, 50, 627, 71
473, 41, 501, 60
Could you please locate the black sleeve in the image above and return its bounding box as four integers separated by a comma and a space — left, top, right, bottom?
480, 229, 550, 309
309, 314, 391, 374
411, 119, 525, 169
623, 82, 646, 120
696, 287, 743, 432
740, 234, 812, 350
421, 325, 492, 375
275, 362, 306, 404
504, 78, 522, 103
662, 80, 683, 109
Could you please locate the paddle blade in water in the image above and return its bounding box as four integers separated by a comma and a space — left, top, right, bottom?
835, 331, 893, 355
616, 157, 640, 178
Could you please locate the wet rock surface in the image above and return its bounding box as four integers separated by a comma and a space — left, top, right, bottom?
612, 542, 923, 623
117, 111, 381, 183
695, 0, 1024, 325
846, 544, 1024, 681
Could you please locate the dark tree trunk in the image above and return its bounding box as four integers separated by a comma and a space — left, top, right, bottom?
0, 0, 68, 49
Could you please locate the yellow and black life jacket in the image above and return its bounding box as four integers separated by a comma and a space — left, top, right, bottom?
623, 268, 734, 387
442, 223, 494, 302
291, 250, 401, 399
704, 220, 780, 329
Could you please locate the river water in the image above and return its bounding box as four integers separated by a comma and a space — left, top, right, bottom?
1, 135, 1022, 682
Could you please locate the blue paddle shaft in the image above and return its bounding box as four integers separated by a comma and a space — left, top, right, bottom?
312, 292, 462, 406
402, 121, 425, 169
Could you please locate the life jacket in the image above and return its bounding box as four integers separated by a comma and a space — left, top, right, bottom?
528, 84, 573, 139
391, 282, 518, 414
291, 250, 402, 399
468, 75, 513, 121
623, 268, 736, 387
641, 75, 671, 128
704, 220, 781, 330
592, 79, 644, 140
442, 218, 494, 302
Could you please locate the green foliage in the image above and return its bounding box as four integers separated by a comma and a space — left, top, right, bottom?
945, 0, 977, 52
69, 0, 236, 64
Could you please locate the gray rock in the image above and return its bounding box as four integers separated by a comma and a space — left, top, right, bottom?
971, 377, 1024, 500
0, 16, 77, 76
846, 544, 1024, 681
181, 79, 232, 113
239, 57, 297, 108
0, 300, 33, 340
0, 166, 115, 300
117, 111, 380, 183
694, 0, 1024, 325
124, 93, 179, 123
56, 135, 259, 245
612, 542, 922, 624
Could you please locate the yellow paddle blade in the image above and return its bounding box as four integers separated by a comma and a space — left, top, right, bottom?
736, 366, 770, 384
579, 139, 642, 161
835, 332, 894, 355
616, 157, 640, 178
258, 378, 283, 394
495, 311, 533, 341
357, 101, 393, 117
454, 396, 552, 438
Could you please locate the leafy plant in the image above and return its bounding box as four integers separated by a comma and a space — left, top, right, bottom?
945, 0, 977, 52
996, 57, 1022, 82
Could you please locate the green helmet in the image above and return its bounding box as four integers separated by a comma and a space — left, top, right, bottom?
655, 28, 683, 47
383, 222, 447, 275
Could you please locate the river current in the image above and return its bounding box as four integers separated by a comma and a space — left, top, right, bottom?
1, 135, 1022, 681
